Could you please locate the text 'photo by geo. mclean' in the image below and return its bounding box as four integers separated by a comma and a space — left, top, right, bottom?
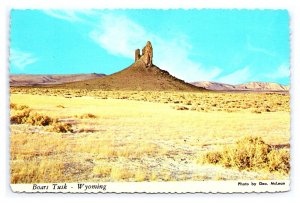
9, 9, 290, 193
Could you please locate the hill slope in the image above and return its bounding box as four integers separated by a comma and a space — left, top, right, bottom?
61, 60, 203, 91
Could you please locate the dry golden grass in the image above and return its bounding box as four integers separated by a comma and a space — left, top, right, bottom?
10, 89, 290, 183
10, 87, 290, 113
134, 169, 147, 182
11, 159, 66, 183
10, 132, 68, 183
92, 165, 112, 178
110, 167, 135, 181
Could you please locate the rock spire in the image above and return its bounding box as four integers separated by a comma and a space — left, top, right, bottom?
135, 41, 153, 67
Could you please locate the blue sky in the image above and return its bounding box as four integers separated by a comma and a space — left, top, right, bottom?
10, 9, 290, 85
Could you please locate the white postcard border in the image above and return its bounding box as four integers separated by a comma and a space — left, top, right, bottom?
11, 180, 290, 193
1, 1, 300, 202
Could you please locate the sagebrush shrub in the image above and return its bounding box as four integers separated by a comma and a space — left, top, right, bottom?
80, 113, 97, 119
10, 110, 31, 124
10, 109, 55, 126
199, 136, 290, 174
10, 103, 30, 111
27, 113, 55, 126
51, 123, 73, 133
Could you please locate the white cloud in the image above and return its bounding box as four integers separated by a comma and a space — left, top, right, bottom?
217, 67, 251, 85
153, 38, 221, 82
43, 10, 82, 22
89, 14, 147, 58
246, 38, 276, 57
265, 64, 290, 79
10, 49, 38, 70
89, 14, 221, 82
42, 10, 96, 23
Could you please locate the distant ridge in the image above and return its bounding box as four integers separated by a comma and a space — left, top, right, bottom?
192, 81, 289, 92
236, 82, 289, 91
10, 73, 105, 87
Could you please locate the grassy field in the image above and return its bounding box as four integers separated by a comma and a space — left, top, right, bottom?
10, 88, 290, 183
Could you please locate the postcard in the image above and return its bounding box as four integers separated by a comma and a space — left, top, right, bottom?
9, 9, 290, 193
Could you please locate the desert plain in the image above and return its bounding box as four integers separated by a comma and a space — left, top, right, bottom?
10, 87, 290, 183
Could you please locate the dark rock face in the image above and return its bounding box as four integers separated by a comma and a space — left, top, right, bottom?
135, 49, 141, 62
134, 41, 153, 67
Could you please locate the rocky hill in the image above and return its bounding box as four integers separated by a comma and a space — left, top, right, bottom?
60, 41, 204, 91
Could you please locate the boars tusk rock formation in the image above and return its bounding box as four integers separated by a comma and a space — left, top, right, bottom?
60, 41, 204, 91
135, 41, 153, 68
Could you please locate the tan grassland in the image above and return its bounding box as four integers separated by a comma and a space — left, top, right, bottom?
10, 87, 290, 183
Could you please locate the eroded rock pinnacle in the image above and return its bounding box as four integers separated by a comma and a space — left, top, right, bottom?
135, 41, 153, 67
